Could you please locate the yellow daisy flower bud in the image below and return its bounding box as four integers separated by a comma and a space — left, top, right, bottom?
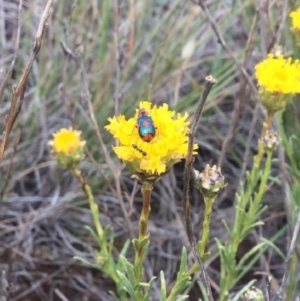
255, 54, 300, 114
290, 7, 300, 46
49, 128, 86, 169
105, 101, 198, 183
290, 7, 300, 32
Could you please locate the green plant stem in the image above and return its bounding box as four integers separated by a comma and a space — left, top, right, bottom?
72, 168, 121, 285
222, 150, 273, 300
199, 196, 215, 257
252, 150, 272, 207
253, 112, 274, 171
219, 114, 275, 301
72, 168, 105, 248
220, 150, 274, 299
185, 195, 215, 277
133, 181, 153, 296
231, 113, 274, 253
139, 182, 152, 239
186, 260, 198, 276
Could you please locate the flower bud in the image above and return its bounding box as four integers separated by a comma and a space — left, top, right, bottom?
194, 164, 226, 198
243, 286, 265, 301
290, 8, 300, 34
261, 130, 280, 152
259, 91, 293, 115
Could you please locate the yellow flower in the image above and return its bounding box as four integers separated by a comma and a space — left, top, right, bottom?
49, 128, 85, 154
290, 7, 300, 31
255, 54, 300, 94
49, 128, 86, 168
105, 101, 197, 179
255, 54, 300, 113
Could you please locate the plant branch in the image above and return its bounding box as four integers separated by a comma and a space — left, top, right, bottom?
71, 168, 105, 246
0, 0, 52, 164
199, 196, 214, 257
182, 75, 216, 301
183, 75, 216, 245
193, 0, 257, 96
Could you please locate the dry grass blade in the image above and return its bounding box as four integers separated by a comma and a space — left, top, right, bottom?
218, 11, 258, 167
276, 210, 300, 301
0, 270, 9, 301
194, 0, 257, 95
0, 0, 22, 104
0, 0, 53, 164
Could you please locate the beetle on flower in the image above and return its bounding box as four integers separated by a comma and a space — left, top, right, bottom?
105, 101, 197, 182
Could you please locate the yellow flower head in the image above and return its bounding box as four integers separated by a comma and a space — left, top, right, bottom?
255, 54, 300, 113
105, 101, 197, 179
49, 128, 86, 168
255, 54, 300, 94
49, 128, 85, 154
290, 7, 300, 31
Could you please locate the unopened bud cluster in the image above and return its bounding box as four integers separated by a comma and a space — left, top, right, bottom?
194, 164, 226, 198
261, 130, 280, 152
243, 286, 265, 301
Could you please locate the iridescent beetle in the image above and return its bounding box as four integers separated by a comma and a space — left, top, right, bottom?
136, 108, 156, 142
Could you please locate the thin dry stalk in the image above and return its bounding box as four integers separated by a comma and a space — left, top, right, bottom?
0, 0, 22, 104
0, 0, 53, 163
276, 210, 300, 301
218, 11, 258, 167
148, 0, 188, 100
193, 0, 257, 95
182, 75, 216, 301
0, 270, 9, 301
269, 0, 288, 51
267, 276, 272, 301
113, 0, 121, 116
255, 0, 269, 56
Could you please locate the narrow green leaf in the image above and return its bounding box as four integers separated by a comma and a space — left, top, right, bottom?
116, 270, 136, 300
108, 290, 119, 301
84, 225, 101, 245
260, 238, 285, 261
231, 279, 256, 301
73, 256, 101, 270
126, 261, 136, 286
142, 277, 156, 301
160, 271, 167, 301
237, 242, 266, 269
120, 239, 131, 257
221, 219, 231, 235
178, 247, 187, 275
